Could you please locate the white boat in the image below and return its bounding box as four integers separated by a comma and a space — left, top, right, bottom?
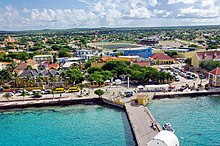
162, 123, 175, 133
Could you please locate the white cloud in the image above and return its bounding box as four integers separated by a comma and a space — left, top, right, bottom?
0, 0, 220, 30
167, 0, 197, 4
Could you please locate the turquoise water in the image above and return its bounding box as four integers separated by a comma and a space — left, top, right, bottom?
148, 96, 220, 146
0, 105, 136, 146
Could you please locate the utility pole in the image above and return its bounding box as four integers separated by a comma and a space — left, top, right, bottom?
128, 76, 130, 89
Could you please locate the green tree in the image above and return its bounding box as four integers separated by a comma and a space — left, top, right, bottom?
200, 60, 220, 71
65, 68, 84, 84
3, 93, 13, 102
21, 89, 27, 101
87, 67, 102, 74
94, 89, 105, 98
49, 74, 56, 87
164, 50, 178, 57
36, 74, 44, 87
58, 49, 71, 58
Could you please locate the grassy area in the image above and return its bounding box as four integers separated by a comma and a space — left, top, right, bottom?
90, 42, 142, 49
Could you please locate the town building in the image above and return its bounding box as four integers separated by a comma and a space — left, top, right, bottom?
121, 47, 152, 58
4, 36, 16, 45
192, 51, 220, 68
33, 55, 53, 63
139, 36, 159, 46
209, 67, 220, 87
75, 49, 93, 60
16, 69, 64, 88
150, 53, 175, 64
118, 56, 140, 62
15, 59, 38, 74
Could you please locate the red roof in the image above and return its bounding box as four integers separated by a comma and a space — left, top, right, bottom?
48, 64, 59, 70
196, 51, 220, 60
150, 53, 174, 60
210, 67, 220, 75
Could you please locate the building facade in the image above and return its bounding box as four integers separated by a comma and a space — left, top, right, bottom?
209, 67, 220, 87
33, 55, 53, 63
16, 69, 64, 88
75, 49, 93, 60
122, 47, 152, 58
150, 53, 175, 64
192, 51, 220, 68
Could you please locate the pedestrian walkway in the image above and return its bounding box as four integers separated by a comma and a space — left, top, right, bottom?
125, 103, 161, 146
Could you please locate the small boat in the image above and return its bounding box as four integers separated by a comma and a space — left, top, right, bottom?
162, 123, 175, 133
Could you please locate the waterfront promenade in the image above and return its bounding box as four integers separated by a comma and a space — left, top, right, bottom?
125, 103, 161, 146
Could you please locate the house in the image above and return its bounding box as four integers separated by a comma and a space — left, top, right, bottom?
75, 49, 93, 60
121, 47, 152, 58
192, 51, 220, 68
14, 59, 38, 74
209, 67, 220, 87
38, 63, 59, 70
150, 53, 175, 64
16, 69, 64, 88
33, 55, 53, 63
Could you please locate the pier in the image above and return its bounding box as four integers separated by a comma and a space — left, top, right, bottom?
125, 103, 161, 146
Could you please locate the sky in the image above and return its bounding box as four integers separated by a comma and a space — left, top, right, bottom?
0, 0, 220, 30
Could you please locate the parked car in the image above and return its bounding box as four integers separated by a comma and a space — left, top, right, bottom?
55, 88, 65, 93
179, 86, 187, 91
68, 87, 79, 92
18, 90, 31, 96
175, 77, 180, 82
44, 89, 52, 94
124, 90, 133, 97
186, 75, 194, 80
199, 74, 206, 79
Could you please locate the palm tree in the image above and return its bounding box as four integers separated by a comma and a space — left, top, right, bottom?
51, 90, 55, 100
36, 74, 44, 87
6, 62, 17, 72
79, 83, 84, 95
11, 72, 19, 88
21, 89, 27, 101
24, 76, 34, 87
49, 74, 56, 88
3, 93, 13, 102
60, 71, 68, 86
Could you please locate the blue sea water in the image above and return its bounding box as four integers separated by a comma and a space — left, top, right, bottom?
0, 105, 136, 146
148, 96, 220, 146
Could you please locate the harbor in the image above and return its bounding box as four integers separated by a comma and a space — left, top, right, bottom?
1, 88, 220, 145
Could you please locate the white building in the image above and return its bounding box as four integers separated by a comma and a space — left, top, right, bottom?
75, 49, 93, 60
33, 55, 53, 63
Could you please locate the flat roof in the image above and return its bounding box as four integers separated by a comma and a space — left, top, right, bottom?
118, 56, 140, 59
33, 55, 53, 57
120, 47, 151, 51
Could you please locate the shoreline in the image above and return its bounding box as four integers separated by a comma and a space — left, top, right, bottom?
153, 90, 220, 99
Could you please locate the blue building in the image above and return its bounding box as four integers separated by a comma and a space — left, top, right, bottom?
122, 47, 152, 58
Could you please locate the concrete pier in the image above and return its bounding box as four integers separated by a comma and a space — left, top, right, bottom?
125, 103, 161, 146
